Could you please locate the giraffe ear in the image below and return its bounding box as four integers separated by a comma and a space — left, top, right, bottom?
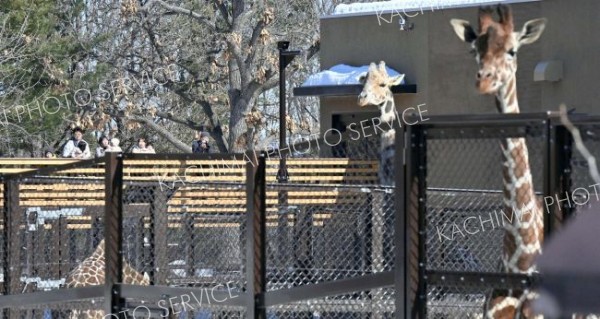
518, 18, 547, 45
388, 74, 405, 86
450, 19, 477, 43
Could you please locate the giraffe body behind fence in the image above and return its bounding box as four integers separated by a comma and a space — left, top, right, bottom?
65, 239, 150, 318
450, 4, 546, 318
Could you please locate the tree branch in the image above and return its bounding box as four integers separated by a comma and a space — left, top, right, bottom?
141, 0, 216, 31
212, 0, 231, 27
130, 115, 192, 152
559, 104, 600, 184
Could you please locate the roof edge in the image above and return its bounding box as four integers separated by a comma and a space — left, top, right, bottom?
322, 0, 542, 20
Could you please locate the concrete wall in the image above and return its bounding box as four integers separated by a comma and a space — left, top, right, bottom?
317, 0, 600, 135
540, 0, 600, 111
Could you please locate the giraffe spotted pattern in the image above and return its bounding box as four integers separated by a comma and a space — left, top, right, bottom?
450, 4, 547, 318
65, 239, 150, 319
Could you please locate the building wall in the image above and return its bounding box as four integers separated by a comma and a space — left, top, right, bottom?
540, 0, 600, 111
317, 0, 600, 136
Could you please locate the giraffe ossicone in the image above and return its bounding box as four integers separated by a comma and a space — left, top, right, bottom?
450, 4, 546, 319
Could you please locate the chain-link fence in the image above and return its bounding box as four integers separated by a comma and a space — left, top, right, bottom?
120, 158, 248, 290
267, 288, 396, 319
0, 158, 107, 317
4, 114, 593, 318
261, 132, 398, 318
0, 132, 399, 319
409, 114, 578, 318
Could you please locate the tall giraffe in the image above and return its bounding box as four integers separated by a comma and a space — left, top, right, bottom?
64, 239, 150, 318
450, 5, 546, 318
358, 61, 405, 185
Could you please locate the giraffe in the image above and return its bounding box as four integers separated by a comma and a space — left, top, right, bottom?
450, 5, 546, 318
357, 62, 405, 317
357, 61, 405, 186
64, 239, 150, 319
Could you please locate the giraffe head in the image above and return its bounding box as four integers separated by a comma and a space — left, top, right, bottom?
358, 61, 405, 123
450, 5, 546, 95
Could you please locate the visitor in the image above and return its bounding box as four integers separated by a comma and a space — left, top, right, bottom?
107, 137, 123, 152
192, 131, 210, 153
132, 137, 155, 153
96, 136, 110, 158
61, 127, 91, 159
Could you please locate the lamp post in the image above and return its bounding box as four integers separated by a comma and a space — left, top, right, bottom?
276, 42, 302, 299
277, 41, 301, 183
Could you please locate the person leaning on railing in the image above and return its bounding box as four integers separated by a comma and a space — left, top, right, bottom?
96, 135, 110, 158
107, 138, 123, 152
61, 127, 91, 159
192, 131, 210, 153
132, 137, 156, 154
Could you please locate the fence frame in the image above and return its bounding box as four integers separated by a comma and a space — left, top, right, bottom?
0, 152, 253, 318
0, 112, 592, 318
406, 112, 576, 317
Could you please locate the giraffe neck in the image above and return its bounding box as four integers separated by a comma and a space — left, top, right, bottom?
379, 95, 396, 124
92, 240, 105, 259
496, 75, 543, 274
495, 75, 520, 114
379, 95, 396, 186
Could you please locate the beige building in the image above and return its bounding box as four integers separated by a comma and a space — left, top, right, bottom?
295, 0, 600, 137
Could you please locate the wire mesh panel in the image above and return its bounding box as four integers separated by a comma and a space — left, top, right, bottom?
416, 119, 549, 318
425, 123, 547, 274
0, 159, 107, 316
265, 184, 394, 291
267, 288, 395, 319
11, 175, 104, 288
121, 157, 248, 292
123, 297, 246, 319
427, 191, 505, 273
426, 125, 546, 193
260, 131, 398, 318
426, 284, 489, 319
1, 297, 105, 318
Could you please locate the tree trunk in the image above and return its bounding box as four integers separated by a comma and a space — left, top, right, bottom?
228, 92, 250, 153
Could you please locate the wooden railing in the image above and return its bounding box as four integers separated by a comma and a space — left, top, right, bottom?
0, 157, 380, 228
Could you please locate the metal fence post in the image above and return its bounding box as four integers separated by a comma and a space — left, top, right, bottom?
246, 151, 267, 319
104, 152, 124, 317
401, 123, 427, 319
2, 178, 21, 319
394, 126, 407, 319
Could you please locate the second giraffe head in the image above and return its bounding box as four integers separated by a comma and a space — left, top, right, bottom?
450, 5, 546, 95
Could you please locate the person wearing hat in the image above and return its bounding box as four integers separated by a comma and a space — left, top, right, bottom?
192, 131, 210, 153
61, 127, 91, 159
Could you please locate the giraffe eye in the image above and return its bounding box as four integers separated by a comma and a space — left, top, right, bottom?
379, 83, 386, 87
508, 49, 517, 57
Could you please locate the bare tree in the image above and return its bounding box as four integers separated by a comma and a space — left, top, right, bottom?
1, 0, 352, 155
